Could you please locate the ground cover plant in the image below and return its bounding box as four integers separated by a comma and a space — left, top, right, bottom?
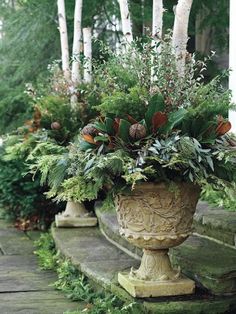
35, 233, 141, 314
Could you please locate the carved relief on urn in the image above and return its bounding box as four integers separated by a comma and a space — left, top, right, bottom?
116, 182, 200, 298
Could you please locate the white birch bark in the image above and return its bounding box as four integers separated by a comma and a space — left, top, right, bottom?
71, 0, 83, 86
151, 0, 163, 82
141, 0, 145, 36
172, 0, 193, 76
118, 0, 133, 44
229, 0, 236, 132
83, 27, 92, 84
57, 0, 70, 80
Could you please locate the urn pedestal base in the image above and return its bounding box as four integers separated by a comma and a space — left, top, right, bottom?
118, 272, 195, 298
55, 214, 98, 227
118, 248, 195, 297
55, 201, 97, 228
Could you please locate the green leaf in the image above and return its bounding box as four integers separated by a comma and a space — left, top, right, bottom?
105, 117, 115, 135
206, 156, 214, 171
118, 119, 131, 142
94, 135, 109, 143
80, 140, 96, 151
161, 108, 187, 134
93, 121, 107, 133
84, 157, 96, 172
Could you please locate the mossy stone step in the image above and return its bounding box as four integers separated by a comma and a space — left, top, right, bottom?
52, 225, 236, 314
194, 202, 236, 247
96, 206, 236, 296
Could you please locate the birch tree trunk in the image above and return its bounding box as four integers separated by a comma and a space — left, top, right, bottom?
57, 0, 70, 81
229, 0, 236, 132
118, 0, 133, 44
83, 27, 92, 84
151, 0, 163, 82
172, 0, 193, 76
71, 0, 83, 86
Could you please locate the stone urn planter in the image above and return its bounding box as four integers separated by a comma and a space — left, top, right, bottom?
55, 201, 97, 227
116, 182, 200, 298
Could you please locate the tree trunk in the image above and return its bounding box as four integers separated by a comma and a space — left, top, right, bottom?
195, 9, 212, 55
57, 0, 70, 81
172, 0, 193, 76
151, 0, 163, 82
71, 0, 83, 86
83, 27, 92, 84
118, 0, 133, 44
229, 0, 236, 132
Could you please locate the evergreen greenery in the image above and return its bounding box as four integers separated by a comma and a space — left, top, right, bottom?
0, 135, 63, 229
35, 40, 235, 207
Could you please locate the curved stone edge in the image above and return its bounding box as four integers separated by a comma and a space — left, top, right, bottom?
51, 224, 137, 303
51, 223, 236, 314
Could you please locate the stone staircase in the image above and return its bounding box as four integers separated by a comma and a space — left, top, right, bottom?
52, 201, 236, 314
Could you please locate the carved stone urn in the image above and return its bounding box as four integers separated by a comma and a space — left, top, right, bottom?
116, 182, 200, 298
55, 201, 97, 228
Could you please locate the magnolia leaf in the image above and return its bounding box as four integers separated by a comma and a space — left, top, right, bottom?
145, 94, 165, 130
113, 118, 120, 134
127, 114, 138, 124
152, 112, 168, 132
93, 121, 107, 133
118, 119, 131, 142
105, 117, 115, 135
216, 121, 231, 136
80, 140, 96, 151
94, 135, 109, 143
161, 108, 187, 134
82, 134, 96, 144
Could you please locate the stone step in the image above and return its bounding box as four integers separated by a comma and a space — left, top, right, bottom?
52, 224, 236, 314
95, 206, 236, 296
194, 201, 236, 248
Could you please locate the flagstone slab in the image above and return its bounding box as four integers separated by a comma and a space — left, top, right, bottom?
0, 257, 56, 292
0, 219, 87, 313
0, 291, 83, 314
0, 234, 35, 255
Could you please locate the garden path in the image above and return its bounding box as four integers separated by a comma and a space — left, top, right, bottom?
0, 218, 82, 314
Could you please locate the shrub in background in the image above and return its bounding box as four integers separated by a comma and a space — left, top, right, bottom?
0, 137, 64, 230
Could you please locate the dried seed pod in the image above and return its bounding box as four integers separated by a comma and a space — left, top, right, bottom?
81, 124, 98, 136
129, 123, 147, 140
51, 121, 61, 130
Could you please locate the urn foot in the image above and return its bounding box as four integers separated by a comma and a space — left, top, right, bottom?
55, 201, 97, 228
118, 272, 195, 298
118, 249, 195, 297
55, 214, 97, 227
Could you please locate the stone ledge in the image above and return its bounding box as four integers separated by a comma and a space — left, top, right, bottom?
194, 201, 236, 247
52, 225, 236, 314
96, 206, 236, 296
